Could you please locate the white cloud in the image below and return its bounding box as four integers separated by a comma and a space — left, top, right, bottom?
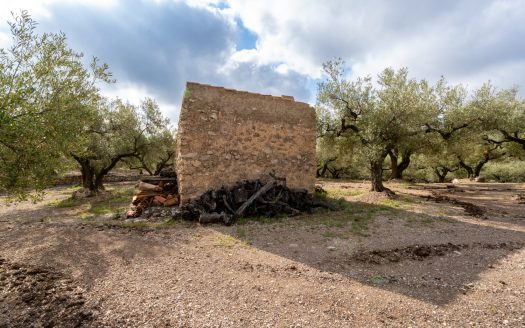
101, 82, 182, 124
225, 0, 525, 92
2, 0, 524, 123
0, 0, 118, 48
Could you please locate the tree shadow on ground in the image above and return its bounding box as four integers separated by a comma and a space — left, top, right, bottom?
213, 193, 525, 306
0, 222, 170, 288
404, 183, 525, 226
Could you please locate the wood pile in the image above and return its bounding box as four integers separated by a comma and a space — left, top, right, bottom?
125, 172, 334, 224
126, 177, 179, 218
176, 178, 335, 225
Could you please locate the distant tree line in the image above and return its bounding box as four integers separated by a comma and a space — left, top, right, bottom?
0, 12, 175, 199
316, 59, 525, 194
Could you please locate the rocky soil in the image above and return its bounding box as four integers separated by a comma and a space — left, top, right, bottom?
1, 181, 524, 327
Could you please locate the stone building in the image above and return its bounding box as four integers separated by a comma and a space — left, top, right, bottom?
175, 82, 316, 204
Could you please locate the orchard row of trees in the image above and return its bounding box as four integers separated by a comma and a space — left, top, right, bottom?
0, 12, 175, 198
316, 59, 525, 193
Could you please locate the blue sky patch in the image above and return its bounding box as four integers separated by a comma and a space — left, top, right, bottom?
235, 17, 257, 51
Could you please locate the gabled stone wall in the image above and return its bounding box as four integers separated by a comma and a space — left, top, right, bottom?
176, 82, 316, 204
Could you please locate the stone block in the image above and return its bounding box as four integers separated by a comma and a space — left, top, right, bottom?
176, 82, 316, 203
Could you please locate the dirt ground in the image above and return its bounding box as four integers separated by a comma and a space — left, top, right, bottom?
1, 180, 524, 327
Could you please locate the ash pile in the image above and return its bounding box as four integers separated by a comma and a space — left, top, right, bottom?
174, 177, 334, 225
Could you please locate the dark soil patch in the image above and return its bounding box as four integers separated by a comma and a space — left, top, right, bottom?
0, 256, 97, 328
352, 242, 523, 264
424, 192, 485, 218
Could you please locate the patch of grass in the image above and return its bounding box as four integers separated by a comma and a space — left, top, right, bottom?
38, 217, 55, 223
89, 203, 113, 215
236, 215, 281, 225
183, 88, 190, 99
419, 216, 434, 224
214, 235, 249, 248
325, 187, 363, 198
331, 197, 352, 210
379, 199, 404, 208
301, 200, 383, 235
122, 221, 150, 229
80, 213, 94, 221
83, 187, 133, 218
49, 187, 134, 221
438, 216, 457, 224
350, 213, 374, 236
48, 197, 79, 208
398, 180, 416, 186
345, 246, 354, 256
65, 184, 82, 190
320, 217, 346, 228
371, 274, 386, 285
155, 218, 180, 229
236, 226, 247, 239
405, 214, 434, 225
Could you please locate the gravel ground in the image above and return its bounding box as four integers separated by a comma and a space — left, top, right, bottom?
0, 181, 524, 327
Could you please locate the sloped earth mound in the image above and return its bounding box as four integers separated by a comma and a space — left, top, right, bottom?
352, 242, 524, 264
0, 257, 97, 328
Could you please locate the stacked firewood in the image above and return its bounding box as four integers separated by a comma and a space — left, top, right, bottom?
177, 178, 335, 225
126, 178, 179, 218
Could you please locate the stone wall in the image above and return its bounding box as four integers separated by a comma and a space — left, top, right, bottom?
176, 82, 316, 204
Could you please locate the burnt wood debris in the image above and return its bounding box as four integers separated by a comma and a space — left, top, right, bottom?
126, 171, 334, 225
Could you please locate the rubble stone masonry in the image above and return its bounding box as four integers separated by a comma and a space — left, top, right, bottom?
176, 82, 316, 204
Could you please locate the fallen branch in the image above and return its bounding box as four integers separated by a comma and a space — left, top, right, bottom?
235, 179, 276, 217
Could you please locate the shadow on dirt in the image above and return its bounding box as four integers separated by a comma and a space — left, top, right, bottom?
407, 183, 525, 225
0, 256, 96, 328
0, 222, 181, 327
214, 190, 525, 306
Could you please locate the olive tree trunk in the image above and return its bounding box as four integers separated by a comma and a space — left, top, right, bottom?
389, 148, 412, 180
370, 160, 386, 192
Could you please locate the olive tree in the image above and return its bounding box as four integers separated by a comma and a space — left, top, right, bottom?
474, 83, 525, 153
71, 98, 171, 193
0, 11, 111, 197
316, 60, 431, 194
123, 109, 176, 176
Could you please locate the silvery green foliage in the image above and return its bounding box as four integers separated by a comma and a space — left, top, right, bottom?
0, 11, 112, 198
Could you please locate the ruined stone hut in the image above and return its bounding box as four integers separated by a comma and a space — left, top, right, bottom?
175, 82, 316, 204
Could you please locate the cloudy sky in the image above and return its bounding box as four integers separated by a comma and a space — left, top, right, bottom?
1, 0, 524, 123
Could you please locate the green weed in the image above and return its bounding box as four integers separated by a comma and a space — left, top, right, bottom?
236, 215, 281, 225
371, 274, 386, 285
48, 197, 79, 208
236, 226, 247, 239
324, 187, 363, 198
215, 235, 249, 248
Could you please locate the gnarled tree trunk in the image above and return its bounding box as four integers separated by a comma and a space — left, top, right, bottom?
473, 159, 488, 178
389, 149, 399, 180
72, 152, 136, 193
434, 165, 459, 183
316, 157, 337, 178
457, 157, 474, 179
370, 160, 386, 191
389, 148, 412, 179
72, 155, 95, 190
